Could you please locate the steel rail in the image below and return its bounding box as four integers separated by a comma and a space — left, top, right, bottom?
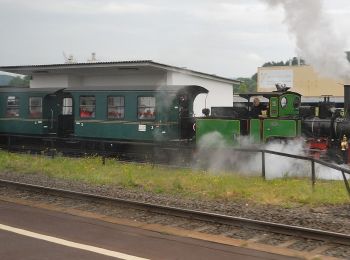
0, 178, 349, 246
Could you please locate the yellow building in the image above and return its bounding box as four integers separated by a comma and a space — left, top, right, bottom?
257, 65, 344, 98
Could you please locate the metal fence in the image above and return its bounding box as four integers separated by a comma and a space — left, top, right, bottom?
232, 148, 350, 196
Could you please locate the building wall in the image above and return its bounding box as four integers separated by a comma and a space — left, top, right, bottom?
30, 69, 234, 116
68, 75, 82, 88
31, 74, 69, 88
82, 72, 167, 88
258, 65, 344, 97
31, 72, 168, 89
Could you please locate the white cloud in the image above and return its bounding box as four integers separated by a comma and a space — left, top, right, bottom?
0, 0, 349, 78
0, 0, 157, 14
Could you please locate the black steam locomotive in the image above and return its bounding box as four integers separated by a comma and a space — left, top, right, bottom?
301, 85, 350, 162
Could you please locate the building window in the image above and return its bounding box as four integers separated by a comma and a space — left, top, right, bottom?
62, 97, 73, 115
6, 96, 20, 117
138, 96, 155, 120
80, 96, 96, 118
29, 97, 42, 118
108, 96, 124, 119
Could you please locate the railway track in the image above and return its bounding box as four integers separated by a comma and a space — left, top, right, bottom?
1, 178, 349, 248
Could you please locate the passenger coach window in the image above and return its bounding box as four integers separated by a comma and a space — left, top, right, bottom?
138, 97, 155, 120
80, 96, 96, 118
6, 96, 20, 117
29, 97, 42, 118
62, 98, 73, 115
108, 96, 124, 119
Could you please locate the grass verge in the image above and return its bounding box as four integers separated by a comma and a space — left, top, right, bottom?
0, 151, 348, 206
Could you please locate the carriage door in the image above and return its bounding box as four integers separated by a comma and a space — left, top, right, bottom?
178, 94, 193, 139
57, 95, 74, 137
43, 94, 59, 135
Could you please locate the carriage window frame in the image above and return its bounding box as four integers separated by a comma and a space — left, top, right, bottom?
107, 96, 125, 120
6, 96, 20, 118
79, 96, 96, 119
62, 97, 73, 115
137, 96, 156, 120
29, 97, 42, 118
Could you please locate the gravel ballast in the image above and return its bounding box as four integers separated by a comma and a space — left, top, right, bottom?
0, 171, 349, 235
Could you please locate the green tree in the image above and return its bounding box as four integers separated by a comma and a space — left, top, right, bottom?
260, 57, 305, 68
8, 75, 30, 87
234, 77, 257, 93
261, 60, 286, 67
236, 81, 248, 93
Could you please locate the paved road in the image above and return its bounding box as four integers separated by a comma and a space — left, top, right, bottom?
0, 200, 299, 260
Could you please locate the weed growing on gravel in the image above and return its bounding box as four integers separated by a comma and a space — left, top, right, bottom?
0, 151, 348, 206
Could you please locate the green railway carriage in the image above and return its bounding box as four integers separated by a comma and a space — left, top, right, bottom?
0, 85, 207, 147
196, 90, 302, 145
67, 85, 207, 142
0, 87, 67, 136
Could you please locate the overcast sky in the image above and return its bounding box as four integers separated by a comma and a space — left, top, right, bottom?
0, 0, 349, 78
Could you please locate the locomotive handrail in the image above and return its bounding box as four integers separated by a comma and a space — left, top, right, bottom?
313, 158, 350, 175
233, 147, 314, 161
227, 147, 350, 196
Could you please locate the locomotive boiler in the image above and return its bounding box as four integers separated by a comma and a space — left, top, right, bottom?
301, 85, 350, 162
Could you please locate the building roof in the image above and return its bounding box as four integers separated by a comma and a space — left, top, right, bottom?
0, 87, 62, 93
301, 96, 344, 103
67, 84, 206, 91
0, 85, 208, 96
0, 60, 240, 85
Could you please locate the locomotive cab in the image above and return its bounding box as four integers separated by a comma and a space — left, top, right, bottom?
241, 90, 301, 142
195, 88, 302, 146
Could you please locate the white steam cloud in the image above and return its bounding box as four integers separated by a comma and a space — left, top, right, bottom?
263, 0, 350, 81
195, 131, 348, 180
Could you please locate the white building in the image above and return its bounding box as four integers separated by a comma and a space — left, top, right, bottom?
0, 60, 239, 116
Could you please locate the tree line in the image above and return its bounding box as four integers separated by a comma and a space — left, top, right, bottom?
8, 75, 31, 87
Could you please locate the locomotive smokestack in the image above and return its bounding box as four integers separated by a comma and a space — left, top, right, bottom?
344, 85, 350, 117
